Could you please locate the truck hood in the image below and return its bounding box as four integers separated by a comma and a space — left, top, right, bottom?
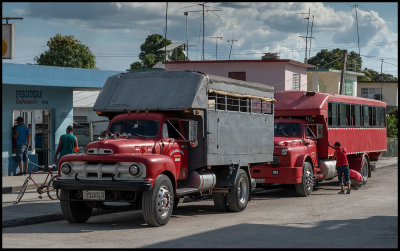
274, 137, 304, 147
86, 138, 156, 154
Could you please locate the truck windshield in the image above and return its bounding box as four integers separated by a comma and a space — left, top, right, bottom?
274, 123, 302, 137
109, 119, 159, 137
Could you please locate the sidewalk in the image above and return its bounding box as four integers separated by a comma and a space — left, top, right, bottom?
2, 157, 398, 228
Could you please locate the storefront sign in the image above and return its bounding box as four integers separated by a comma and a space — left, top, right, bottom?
16, 90, 48, 105
2, 24, 14, 59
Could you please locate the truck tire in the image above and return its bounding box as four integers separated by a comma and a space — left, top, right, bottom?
60, 189, 92, 223
295, 162, 314, 197
142, 174, 174, 227
227, 169, 250, 212
212, 193, 228, 211
360, 156, 369, 185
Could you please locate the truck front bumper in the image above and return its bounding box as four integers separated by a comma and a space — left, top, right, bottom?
250, 166, 303, 184
53, 179, 151, 191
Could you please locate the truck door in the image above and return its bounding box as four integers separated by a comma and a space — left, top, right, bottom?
162, 121, 189, 180
305, 124, 320, 167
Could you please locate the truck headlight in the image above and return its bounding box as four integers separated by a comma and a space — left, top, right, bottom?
281, 148, 289, 156
129, 164, 140, 176
61, 163, 72, 175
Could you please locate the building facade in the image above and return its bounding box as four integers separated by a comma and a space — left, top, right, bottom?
164, 59, 315, 92
2, 63, 120, 176
307, 69, 365, 96
357, 81, 398, 112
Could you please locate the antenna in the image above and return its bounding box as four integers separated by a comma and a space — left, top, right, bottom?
308, 15, 314, 60
351, 4, 361, 56
299, 9, 313, 63
165, 2, 168, 63
209, 36, 222, 60
184, 10, 202, 61
197, 2, 222, 61
227, 39, 238, 60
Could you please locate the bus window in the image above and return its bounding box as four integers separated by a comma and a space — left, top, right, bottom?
339, 104, 346, 127
354, 105, 360, 127
380, 108, 386, 127
369, 106, 376, 127
345, 104, 351, 126
363, 106, 369, 127
328, 102, 332, 126
328, 102, 338, 127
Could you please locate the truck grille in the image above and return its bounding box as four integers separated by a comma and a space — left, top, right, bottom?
60, 161, 146, 180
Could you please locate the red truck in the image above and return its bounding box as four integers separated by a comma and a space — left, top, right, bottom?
250, 90, 387, 196
53, 71, 275, 226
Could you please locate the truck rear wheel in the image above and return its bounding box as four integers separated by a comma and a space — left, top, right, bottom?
360, 156, 369, 185
295, 162, 314, 197
212, 193, 228, 211
227, 169, 250, 212
142, 174, 174, 227
60, 189, 92, 223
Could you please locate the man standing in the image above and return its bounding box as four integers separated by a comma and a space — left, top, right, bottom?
13, 117, 31, 176
54, 125, 78, 166
329, 141, 351, 194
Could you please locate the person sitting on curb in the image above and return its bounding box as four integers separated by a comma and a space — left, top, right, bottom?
328, 141, 351, 194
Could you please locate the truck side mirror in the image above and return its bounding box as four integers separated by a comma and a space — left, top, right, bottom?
188, 120, 198, 147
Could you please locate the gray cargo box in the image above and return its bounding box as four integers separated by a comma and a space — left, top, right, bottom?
94, 71, 275, 167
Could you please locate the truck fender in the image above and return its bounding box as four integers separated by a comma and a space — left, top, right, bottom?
145, 155, 178, 189
295, 154, 313, 170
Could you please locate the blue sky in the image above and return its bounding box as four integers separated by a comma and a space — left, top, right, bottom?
2, 2, 398, 77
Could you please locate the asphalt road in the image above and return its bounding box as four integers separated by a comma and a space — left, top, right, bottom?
2, 164, 397, 248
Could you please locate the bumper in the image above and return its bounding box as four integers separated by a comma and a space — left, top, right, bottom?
53, 179, 152, 191
250, 166, 303, 184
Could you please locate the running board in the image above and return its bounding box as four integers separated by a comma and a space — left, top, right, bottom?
176, 188, 199, 196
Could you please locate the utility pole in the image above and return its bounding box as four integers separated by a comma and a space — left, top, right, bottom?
165, 2, 168, 63
227, 39, 238, 60
380, 58, 384, 81
209, 36, 222, 60
351, 4, 361, 56
339, 50, 348, 95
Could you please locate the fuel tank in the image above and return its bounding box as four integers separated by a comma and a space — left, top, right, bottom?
318, 159, 337, 180
185, 170, 216, 192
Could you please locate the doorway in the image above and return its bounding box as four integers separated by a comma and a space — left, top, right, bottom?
12, 109, 52, 166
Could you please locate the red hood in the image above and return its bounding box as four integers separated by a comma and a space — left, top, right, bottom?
86, 138, 156, 154
274, 137, 304, 147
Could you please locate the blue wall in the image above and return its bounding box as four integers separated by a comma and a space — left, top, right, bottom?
2, 84, 73, 176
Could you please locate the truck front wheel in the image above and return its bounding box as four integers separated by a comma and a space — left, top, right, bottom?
295, 162, 314, 197
60, 189, 92, 223
142, 174, 174, 227
227, 169, 250, 212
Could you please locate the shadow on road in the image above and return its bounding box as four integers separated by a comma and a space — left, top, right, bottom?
141, 216, 398, 248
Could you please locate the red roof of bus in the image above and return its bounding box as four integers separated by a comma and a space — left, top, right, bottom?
274, 91, 386, 117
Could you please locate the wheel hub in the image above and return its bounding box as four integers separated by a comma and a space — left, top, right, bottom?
157, 186, 172, 217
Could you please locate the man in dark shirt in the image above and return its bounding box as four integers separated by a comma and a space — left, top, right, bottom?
13, 117, 31, 175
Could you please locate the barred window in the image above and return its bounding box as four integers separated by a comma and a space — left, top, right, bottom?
292, 74, 300, 90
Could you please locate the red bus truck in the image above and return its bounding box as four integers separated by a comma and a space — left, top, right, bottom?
250, 90, 387, 196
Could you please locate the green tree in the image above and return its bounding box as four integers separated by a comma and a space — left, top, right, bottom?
387, 108, 398, 138
359, 68, 398, 81
308, 48, 362, 72
129, 33, 186, 70
34, 34, 96, 69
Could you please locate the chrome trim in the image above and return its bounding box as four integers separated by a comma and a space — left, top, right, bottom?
87, 148, 114, 155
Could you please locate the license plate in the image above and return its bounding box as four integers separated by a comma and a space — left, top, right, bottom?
255, 179, 265, 183
83, 190, 105, 200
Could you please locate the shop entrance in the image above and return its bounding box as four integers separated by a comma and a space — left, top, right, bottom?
12, 109, 52, 166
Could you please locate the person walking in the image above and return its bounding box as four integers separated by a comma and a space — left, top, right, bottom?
54, 125, 78, 166
329, 141, 351, 194
13, 117, 31, 176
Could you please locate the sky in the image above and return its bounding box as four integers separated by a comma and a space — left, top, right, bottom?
2, 2, 398, 77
